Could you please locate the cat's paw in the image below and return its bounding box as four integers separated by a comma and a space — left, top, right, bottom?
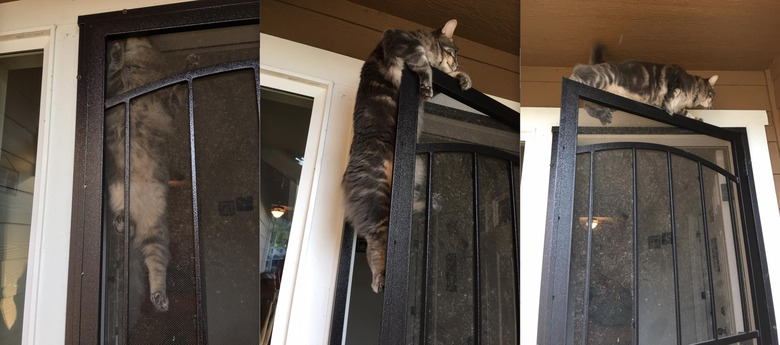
455, 72, 472, 91
151, 292, 169, 312
585, 104, 613, 125
371, 270, 386, 293
420, 84, 433, 100
113, 215, 124, 233
185, 54, 200, 69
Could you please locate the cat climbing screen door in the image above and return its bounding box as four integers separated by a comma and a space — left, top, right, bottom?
540, 78, 775, 345
332, 68, 520, 345
66, 2, 260, 345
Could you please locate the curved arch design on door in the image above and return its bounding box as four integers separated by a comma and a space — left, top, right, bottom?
541, 77, 777, 345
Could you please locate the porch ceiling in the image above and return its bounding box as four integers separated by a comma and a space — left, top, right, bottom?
521, 0, 780, 71
347, 0, 520, 55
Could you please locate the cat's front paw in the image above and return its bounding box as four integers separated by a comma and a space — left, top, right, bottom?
371, 269, 386, 293
455, 72, 471, 91
420, 84, 433, 100
151, 292, 169, 312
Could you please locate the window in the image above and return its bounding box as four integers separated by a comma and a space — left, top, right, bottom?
259, 86, 313, 343
332, 68, 520, 344
0, 51, 43, 345
540, 79, 776, 345
67, 2, 259, 344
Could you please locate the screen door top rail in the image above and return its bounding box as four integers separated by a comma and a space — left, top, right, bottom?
105, 59, 258, 108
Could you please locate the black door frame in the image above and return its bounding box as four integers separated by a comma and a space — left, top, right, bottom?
540, 77, 778, 345
66, 2, 258, 344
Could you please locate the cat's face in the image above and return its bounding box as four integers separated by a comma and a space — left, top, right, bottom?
691, 75, 718, 108
428, 19, 460, 73
107, 37, 163, 97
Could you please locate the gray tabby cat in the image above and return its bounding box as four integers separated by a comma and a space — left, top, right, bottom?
571, 44, 718, 124
106, 37, 177, 313
342, 19, 471, 293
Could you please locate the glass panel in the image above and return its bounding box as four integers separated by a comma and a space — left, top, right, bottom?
193, 69, 260, 344
672, 154, 714, 344
568, 152, 591, 345
587, 149, 634, 344
0, 51, 43, 345
576, 99, 733, 175
635, 150, 676, 343
701, 167, 744, 338
426, 152, 475, 344
731, 181, 754, 333
418, 93, 519, 155
477, 156, 517, 344
102, 24, 259, 344
259, 87, 314, 343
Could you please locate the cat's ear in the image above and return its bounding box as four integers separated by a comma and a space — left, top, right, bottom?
108, 41, 124, 71
708, 75, 719, 86
441, 19, 458, 38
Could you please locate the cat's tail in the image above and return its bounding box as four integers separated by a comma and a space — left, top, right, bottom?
589, 43, 605, 65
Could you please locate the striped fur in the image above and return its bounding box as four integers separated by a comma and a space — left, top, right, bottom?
571, 44, 718, 124
106, 37, 177, 314
342, 20, 471, 293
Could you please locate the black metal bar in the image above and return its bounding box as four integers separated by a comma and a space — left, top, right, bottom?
576, 126, 697, 135
689, 330, 760, 345
431, 68, 518, 130
726, 180, 750, 332
543, 75, 581, 345
328, 223, 356, 345
581, 151, 595, 345
698, 162, 719, 340
186, 79, 207, 345
416, 142, 519, 163
562, 78, 739, 142
121, 101, 131, 345
253, 60, 262, 345
632, 148, 639, 345
508, 160, 520, 345
472, 153, 481, 344
380, 68, 420, 345
668, 151, 682, 345
105, 60, 258, 109
537, 133, 560, 345
731, 130, 777, 344
577, 142, 737, 182
420, 153, 433, 344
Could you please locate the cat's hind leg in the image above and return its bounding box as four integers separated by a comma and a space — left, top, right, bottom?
132, 182, 170, 312
365, 229, 388, 293
137, 224, 170, 312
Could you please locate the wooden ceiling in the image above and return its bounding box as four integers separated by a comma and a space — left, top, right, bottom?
347, 0, 519, 55
521, 0, 780, 71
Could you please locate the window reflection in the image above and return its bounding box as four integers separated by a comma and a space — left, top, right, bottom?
0, 51, 43, 345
